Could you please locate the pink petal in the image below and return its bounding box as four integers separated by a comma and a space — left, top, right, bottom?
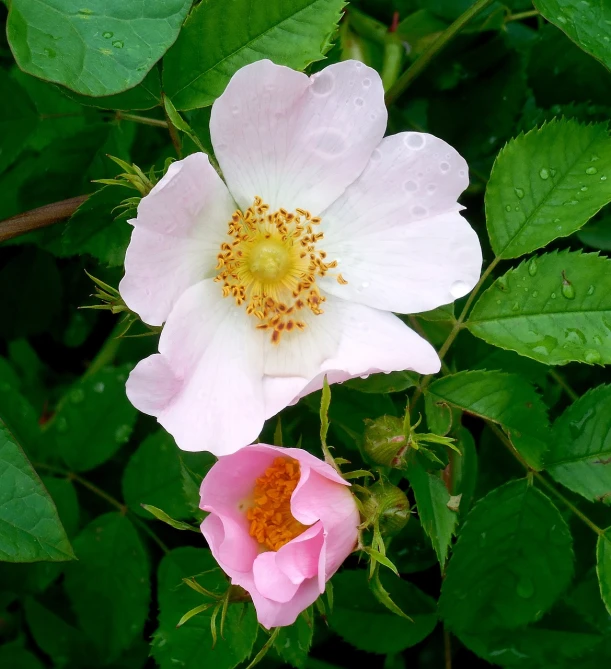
252, 551, 300, 603
127, 279, 265, 454
210, 60, 387, 214
126, 354, 181, 415
201, 512, 258, 573
119, 153, 235, 325
248, 576, 322, 629
276, 523, 325, 585
318, 132, 482, 313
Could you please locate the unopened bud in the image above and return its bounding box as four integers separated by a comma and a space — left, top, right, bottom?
362, 480, 410, 536
363, 416, 408, 467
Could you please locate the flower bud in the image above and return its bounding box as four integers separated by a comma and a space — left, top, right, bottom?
362, 480, 410, 536
363, 416, 408, 467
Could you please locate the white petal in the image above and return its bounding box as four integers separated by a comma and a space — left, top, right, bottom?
318, 132, 482, 313
119, 153, 236, 326
127, 279, 265, 454
210, 59, 387, 214
262, 295, 440, 414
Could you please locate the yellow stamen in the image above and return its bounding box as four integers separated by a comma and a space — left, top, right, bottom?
246, 457, 307, 551
214, 197, 344, 343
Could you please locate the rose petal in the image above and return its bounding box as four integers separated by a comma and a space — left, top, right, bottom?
210, 59, 387, 214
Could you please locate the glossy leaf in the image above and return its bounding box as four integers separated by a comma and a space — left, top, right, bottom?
486, 119, 611, 258
63, 513, 150, 662
328, 569, 437, 654
427, 370, 549, 470
597, 529, 611, 615
0, 426, 74, 563
405, 460, 457, 565
0, 69, 37, 176
153, 547, 258, 669
343, 371, 418, 394
468, 251, 611, 366
163, 0, 346, 110
50, 365, 137, 472
547, 384, 611, 504
274, 614, 314, 668
7, 0, 192, 96
533, 0, 611, 72
439, 479, 574, 633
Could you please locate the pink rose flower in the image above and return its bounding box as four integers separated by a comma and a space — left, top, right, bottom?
121, 59, 482, 455
199, 444, 360, 628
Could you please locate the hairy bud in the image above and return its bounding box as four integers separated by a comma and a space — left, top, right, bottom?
361, 479, 410, 536
363, 416, 408, 467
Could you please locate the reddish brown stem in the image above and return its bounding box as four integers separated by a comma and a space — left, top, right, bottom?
0, 195, 89, 243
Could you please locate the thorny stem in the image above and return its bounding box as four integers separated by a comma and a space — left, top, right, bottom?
444, 627, 452, 669
34, 462, 170, 553
384, 0, 496, 105
0, 195, 89, 243
505, 9, 539, 22
410, 256, 500, 411
488, 424, 605, 538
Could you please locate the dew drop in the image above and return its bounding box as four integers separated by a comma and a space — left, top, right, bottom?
496, 275, 509, 292
561, 281, 575, 300
601, 175, 608, 181
551, 292, 557, 299
581, 186, 588, 191
505, 205, 511, 212
539, 168, 549, 180
103, 31, 113, 39
514, 187, 524, 199
405, 133, 425, 150
362, 78, 371, 88
403, 180, 418, 192
528, 258, 538, 276
440, 161, 450, 173
354, 97, 364, 107
532, 290, 539, 297
427, 183, 437, 194
411, 205, 428, 218
587, 284, 595, 295
310, 72, 334, 96
93, 382, 105, 393
112, 40, 124, 49
70, 388, 85, 404
586, 166, 598, 175
585, 349, 601, 364
450, 280, 470, 298
355, 61, 363, 69
550, 169, 557, 177
564, 200, 579, 205
114, 424, 132, 444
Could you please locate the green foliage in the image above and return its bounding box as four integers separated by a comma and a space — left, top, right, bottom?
7, 0, 191, 96
328, 569, 437, 654
274, 614, 314, 668
533, 0, 611, 72
63, 513, 151, 662
486, 119, 611, 258
405, 460, 457, 565
0, 69, 37, 176
440, 479, 574, 633
547, 384, 611, 504
427, 370, 549, 469
49, 365, 137, 472
597, 529, 611, 615
468, 251, 611, 366
162, 0, 346, 110
0, 426, 74, 563
153, 547, 258, 669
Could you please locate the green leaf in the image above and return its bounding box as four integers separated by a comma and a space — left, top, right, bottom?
547, 384, 611, 504
439, 479, 574, 633
578, 215, 611, 251
0, 425, 74, 563
274, 614, 314, 668
141, 504, 200, 532
424, 392, 453, 436
63, 513, 151, 662
62, 67, 162, 110
485, 119, 611, 258
0, 68, 37, 175
162, 0, 346, 110
60, 188, 133, 267
328, 569, 437, 654
597, 529, 611, 615
50, 365, 137, 472
405, 460, 457, 565
6, 0, 192, 97
533, 0, 611, 73
467, 251, 611, 366
427, 370, 549, 470
123, 430, 214, 519
153, 547, 258, 669
0, 642, 44, 669
344, 371, 419, 394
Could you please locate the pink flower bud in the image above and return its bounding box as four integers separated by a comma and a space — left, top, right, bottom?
199, 444, 360, 628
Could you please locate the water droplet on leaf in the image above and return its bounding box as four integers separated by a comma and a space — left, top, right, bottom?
539, 168, 549, 180
514, 187, 524, 199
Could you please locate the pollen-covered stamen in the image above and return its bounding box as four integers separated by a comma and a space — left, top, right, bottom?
215, 197, 343, 343
246, 457, 308, 551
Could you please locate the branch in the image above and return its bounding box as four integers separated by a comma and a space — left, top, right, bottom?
0, 195, 89, 243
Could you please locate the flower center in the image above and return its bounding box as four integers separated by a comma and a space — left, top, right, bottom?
215, 197, 346, 344
246, 457, 307, 551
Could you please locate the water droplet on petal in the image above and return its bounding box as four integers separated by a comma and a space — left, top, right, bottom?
427, 183, 437, 194
450, 280, 470, 298
354, 97, 364, 107
403, 180, 418, 192
405, 133, 425, 150
362, 78, 371, 88
440, 161, 450, 172
310, 72, 334, 96
411, 205, 428, 218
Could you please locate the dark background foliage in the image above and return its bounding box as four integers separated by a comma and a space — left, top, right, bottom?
1, 1, 611, 668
